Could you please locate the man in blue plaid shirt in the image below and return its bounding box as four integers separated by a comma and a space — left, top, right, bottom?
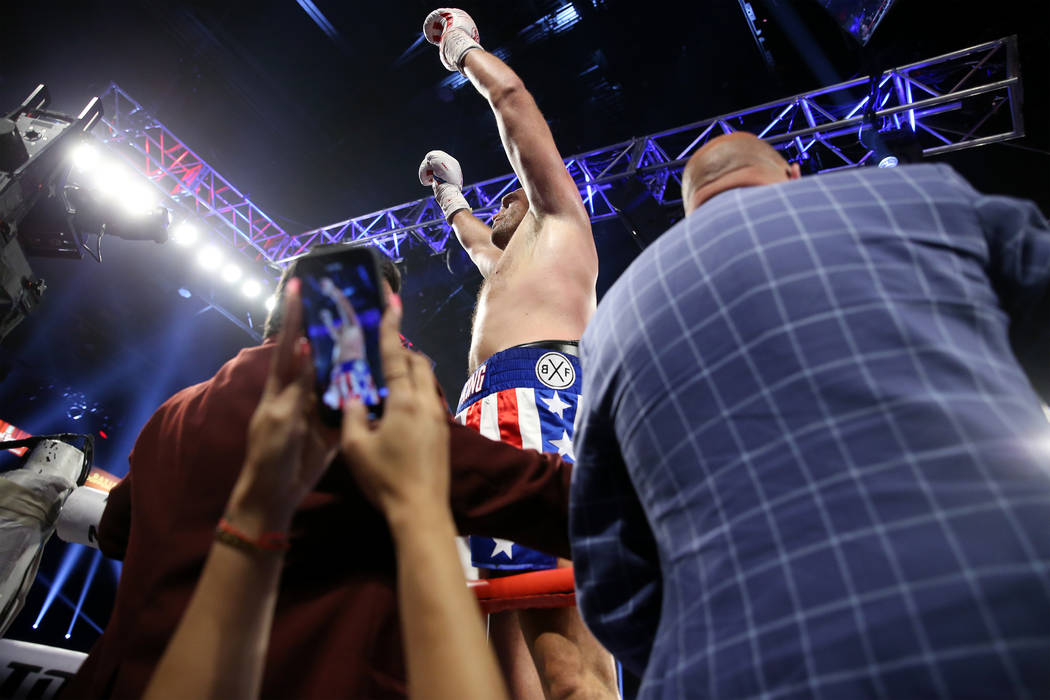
571, 132, 1050, 698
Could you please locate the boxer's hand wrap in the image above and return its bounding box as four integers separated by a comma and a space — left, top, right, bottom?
419, 150, 471, 222
423, 8, 483, 73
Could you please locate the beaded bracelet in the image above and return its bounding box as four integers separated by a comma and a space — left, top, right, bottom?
215, 517, 290, 554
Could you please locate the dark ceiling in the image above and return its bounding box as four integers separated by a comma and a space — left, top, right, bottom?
1, 0, 1048, 473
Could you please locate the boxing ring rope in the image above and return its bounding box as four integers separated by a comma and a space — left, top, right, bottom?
469, 567, 576, 614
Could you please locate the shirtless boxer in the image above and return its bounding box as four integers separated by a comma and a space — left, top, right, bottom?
418, 8, 616, 700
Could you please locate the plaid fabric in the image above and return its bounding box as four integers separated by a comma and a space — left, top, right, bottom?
571, 164, 1050, 699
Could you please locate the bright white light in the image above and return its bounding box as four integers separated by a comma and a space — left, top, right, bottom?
241, 279, 262, 298
878, 155, 899, 168
221, 263, 243, 283
1032, 432, 1050, 456
71, 143, 100, 171
120, 182, 158, 216
264, 296, 277, 312
92, 162, 131, 197
197, 245, 223, 271
171, 222, 199, 246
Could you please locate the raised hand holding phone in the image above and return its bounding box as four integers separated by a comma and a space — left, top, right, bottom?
339, 296, 510, 700
229, 277, 334, 533
340, 294, 450, 523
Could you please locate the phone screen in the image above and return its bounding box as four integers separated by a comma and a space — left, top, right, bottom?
294, 249, 387, 424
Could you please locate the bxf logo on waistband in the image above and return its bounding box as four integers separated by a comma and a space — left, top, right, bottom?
535, 352, 575, 390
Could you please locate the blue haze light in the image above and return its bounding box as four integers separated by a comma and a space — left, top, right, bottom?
33, 544, 84, 628
549, 4, 582, 34
295, 0, 340, 41
520, 4, 583, 45
65, 549, 103, 639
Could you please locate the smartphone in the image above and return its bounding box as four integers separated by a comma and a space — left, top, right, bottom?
289, 246, 387, 426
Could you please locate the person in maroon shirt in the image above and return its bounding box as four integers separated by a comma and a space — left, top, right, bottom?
62, 259, 573, 700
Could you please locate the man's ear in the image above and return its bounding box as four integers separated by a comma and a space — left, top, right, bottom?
788, 162, 802, 180
682, 188, 697, 217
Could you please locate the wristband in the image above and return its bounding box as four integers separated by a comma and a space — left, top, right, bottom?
433, 182, 472, 222
441, 28, 483, 73
215, 516, 290, 554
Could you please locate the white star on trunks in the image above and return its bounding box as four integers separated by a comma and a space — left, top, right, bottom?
549, 430, 575, 460
490, 538, 515, 559
540, 390, 571, 419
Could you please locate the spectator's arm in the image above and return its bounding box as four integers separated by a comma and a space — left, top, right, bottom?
447, 422, 572, 560
141, 516, 284, 700
342, 298, 509, 700
978, 194, 1050, 402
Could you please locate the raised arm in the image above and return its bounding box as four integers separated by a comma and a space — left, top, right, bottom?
424, 9, 587, 225
419, 149, 502, 277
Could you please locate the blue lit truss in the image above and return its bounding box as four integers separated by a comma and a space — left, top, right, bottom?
269, 36, 1023, 262
88, 36, 1022, 338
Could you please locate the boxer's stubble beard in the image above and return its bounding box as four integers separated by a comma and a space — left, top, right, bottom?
491, 209, 527, 250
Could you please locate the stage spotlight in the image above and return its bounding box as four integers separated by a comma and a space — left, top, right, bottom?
197, 245, 223, 271
241, 279, 262, 298
92, 162, 131, 198
221, 263, 242, 283
870, 128, 923, 169
120, 182, 158, 216
171, 222, 199, 246
264, 296, 277, 312
103, 205, 170, 243
70, 143, 100, 171
177, 288, 192, 299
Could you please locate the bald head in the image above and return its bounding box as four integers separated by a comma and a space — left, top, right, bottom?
682, 132, 801, 215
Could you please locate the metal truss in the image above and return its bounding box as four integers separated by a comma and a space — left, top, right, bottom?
94, 35, 1021, 273
271, 35, 1022, 262
94, 84, 291, 266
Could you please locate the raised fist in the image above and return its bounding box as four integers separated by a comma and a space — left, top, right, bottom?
419, 149, 471, 222
423, 8, 483, 72
418, 150, 464, 189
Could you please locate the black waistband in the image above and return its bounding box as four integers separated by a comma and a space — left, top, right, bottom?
511, 339, 580, 357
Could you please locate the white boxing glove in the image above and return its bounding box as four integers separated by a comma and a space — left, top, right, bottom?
423, 8, 483, 73
419, 150, 471, 222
